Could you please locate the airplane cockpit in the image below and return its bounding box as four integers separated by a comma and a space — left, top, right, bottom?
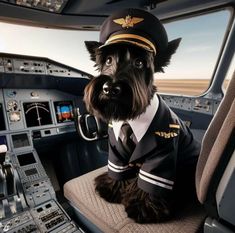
0, 0, 235, 233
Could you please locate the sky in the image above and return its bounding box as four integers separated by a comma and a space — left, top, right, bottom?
0, 24, 99, 75
157, 10, 231, 79
0, 9, 231, 79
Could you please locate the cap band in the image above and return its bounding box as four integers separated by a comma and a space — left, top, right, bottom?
105, 34, 157, 54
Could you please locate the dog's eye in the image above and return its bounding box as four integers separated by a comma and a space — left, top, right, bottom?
105, 57, 113, 66
134, 59, 144, 69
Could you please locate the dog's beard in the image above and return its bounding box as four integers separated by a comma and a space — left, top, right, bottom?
84, 71, 155, 122
83, 44, 156, 122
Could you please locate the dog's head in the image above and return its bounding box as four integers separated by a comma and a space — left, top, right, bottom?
84, 9, 181, 122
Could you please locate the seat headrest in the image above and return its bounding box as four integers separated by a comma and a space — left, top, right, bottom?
196, 72, 235, 203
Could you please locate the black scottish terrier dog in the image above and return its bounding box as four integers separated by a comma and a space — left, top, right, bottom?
83, 9, 200, 224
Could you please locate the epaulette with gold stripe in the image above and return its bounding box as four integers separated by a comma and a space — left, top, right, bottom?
169, 124, 180, 129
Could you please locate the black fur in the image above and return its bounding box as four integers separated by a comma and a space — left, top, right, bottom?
121, 178, 173, 223
154, 38, 181, 72
94, 172, 131, 203
85, 40, 182, 223
84, 41, 182, 122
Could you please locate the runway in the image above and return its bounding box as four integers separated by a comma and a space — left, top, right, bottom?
155, 79, 229, 96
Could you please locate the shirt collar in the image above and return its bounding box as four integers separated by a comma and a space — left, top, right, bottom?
112, 94, 159, 142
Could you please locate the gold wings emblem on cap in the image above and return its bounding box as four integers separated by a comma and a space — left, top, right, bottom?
113, 15, 144, 28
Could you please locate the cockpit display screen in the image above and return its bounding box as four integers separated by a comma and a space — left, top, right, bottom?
0, 103, 6, 131
54, 101, 74, 123
23, 102, 52, 127
17, 153, 36, 167
12, 133, 30, 149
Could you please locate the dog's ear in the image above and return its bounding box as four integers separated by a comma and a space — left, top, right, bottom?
154, 38, 181, 73
85, 41, 103, 62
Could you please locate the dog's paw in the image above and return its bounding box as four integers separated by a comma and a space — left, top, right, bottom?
124, 197, 172, 223
122, 184, 172, 223
94, 172, 128, 203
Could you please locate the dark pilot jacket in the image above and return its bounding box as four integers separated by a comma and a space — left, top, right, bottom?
107, 95, 200, 196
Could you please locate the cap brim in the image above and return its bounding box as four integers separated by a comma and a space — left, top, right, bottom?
99, 39, 154, 53
99, 33, 156, 55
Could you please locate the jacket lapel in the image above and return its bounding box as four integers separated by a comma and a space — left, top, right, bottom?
129, 95, 169, 163
129, 131, 157, 162
108, 126, 129, 159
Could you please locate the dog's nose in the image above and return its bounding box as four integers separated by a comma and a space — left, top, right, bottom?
102, 82, 121, 96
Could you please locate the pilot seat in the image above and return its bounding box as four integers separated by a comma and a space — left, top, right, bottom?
64, 72, 235, 233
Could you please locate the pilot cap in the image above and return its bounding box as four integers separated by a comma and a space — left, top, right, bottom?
99, 8, 168, 55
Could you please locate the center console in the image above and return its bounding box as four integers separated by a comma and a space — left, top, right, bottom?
0, 140, 85, 233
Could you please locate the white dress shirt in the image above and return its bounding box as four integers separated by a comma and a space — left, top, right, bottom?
112, 94, 159, 142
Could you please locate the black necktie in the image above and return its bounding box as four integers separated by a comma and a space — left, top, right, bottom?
120, 123, 136, 154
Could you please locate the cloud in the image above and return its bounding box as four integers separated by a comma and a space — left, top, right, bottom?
184, 45, 213, 53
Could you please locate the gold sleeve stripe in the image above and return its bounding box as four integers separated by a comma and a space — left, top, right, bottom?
169, 124, 180, 129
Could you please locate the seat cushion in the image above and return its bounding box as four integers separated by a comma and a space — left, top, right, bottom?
64, 166, 206, 233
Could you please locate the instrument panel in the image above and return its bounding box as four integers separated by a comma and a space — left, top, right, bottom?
161, 95, 221, 115
0, 53, 91, 155
0, 88, 80, 153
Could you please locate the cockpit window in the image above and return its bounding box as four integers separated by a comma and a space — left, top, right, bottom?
0, 22, 99, 75
0, 8, 231, 96
155, 9, 232, 96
